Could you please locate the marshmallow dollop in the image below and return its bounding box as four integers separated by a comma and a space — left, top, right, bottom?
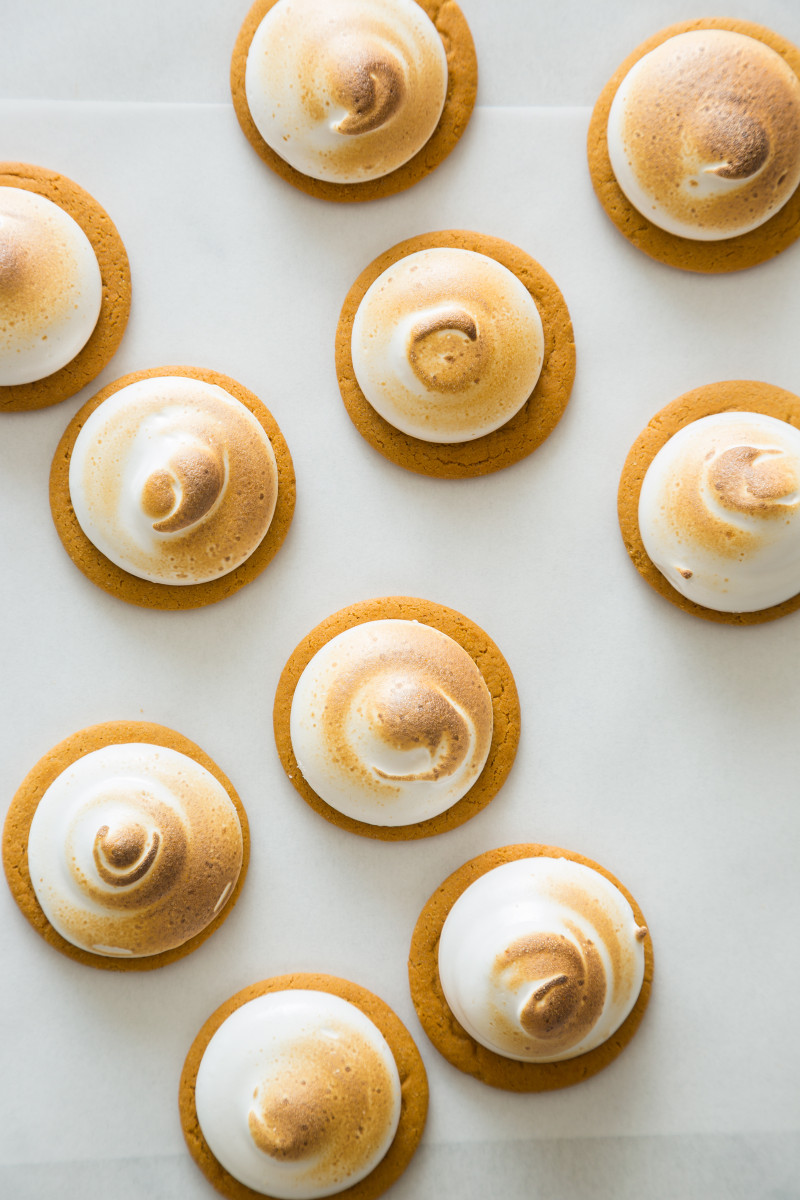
438, 856, 647, 1063
0, 186, 102, 385
195, 989, 402, 1199
607, 29, 800, 240
638, 410, 800, 612
69, 376, 279, 585
244, 0, 448, 184
26, 743, 243, 957
290, 619, 493, 825
351, 248, 544, 443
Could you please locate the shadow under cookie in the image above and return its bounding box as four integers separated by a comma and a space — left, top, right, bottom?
2, 720, 250, 971
273, 595, 520, 840
0, 162, 131, 412
50, 365, 295, 610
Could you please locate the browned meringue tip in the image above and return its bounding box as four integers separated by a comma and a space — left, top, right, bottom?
230, 0, 477, 202
0, 162, 131, 412
587, 18, 800, 272
49, 365, 296, 611
408, 843, 653, 1092
273, 595, 520, 840
2, 720, 250, 971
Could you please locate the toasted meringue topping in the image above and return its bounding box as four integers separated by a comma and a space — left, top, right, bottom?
26, 743, 243, 957
607, 29, 800, 239
351, 248, 544, 443
0, 187, 102, 385
195, 989, 401, 1198
68, 376, 278, 585
290, 619, 493, 826
438, 857, 647, 1063
244, 0, 448, 183
638, 410, 800, 611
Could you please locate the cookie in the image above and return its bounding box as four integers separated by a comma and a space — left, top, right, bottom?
230, 0, 477, 202
2, 720, 250, 971
0, 162, 131, 411
273, 596, 520, 840
180, 973, 428, 1200
408, 843, 653, 1092
587, 19, 800, 272
49, 365, 295, 610
336, 230, 575, 477
618, 379, 800, 624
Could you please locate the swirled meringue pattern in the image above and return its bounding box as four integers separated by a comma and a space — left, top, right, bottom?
438, 856, 648, 1063
194, 989, 402, 1198
607, 29, 800, 240
244, 0, 448, 184
638, 411, 800, 612
0, 186, 102, 385
289, 619, 493, 826
351, 248, 544, 442
26, 742, 243, 958
68, 375, 279, 585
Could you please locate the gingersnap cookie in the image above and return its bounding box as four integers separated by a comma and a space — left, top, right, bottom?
409, 843, 653, 1092
336, 230, 575, 477
2, 720, 249, 971
230, 0, 477, 203
50, 365, 295, 610
619, 380, 800, 624
180, 973, 428, 1200
587, 19, 800, 272
273, 596, 520, 840
0, 163, 131, 411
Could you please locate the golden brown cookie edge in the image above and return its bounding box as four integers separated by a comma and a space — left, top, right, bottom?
230, 0, 477, 203
408, 843, 653, 1092
179, 972, 429, 1200
586, 18, 800, 273
273, 595, 520, 840
2, 720, 250, 972
49, 365, 296, 610
617, 379, 800, 624
0, 162, 132, 412
335, 229, 576, 477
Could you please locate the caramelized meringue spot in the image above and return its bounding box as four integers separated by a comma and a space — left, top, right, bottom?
147, 443, 226, 533
408, 306, 485, 393
0, 192, 82, 335
364, 674, 470, 781
93, 821, 159, 886
699, 101, 769, 179
247, 1026, 395, 1176
334, 50, 404, 135
709, 445, 799, 514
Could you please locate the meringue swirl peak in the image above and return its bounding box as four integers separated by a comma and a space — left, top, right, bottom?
351, 248, 544, 443
244, 0, 448, 184
290, 618, 493, 825
638, 410, 800, 612
0, 186, 102, 385
68, 375, 278, 585
607, 29, 800, 240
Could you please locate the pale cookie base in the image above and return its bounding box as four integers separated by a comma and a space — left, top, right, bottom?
180, 973, 429, 1200
587, 19, 800, 273
0, 163, 131, 412
273, 596, 520, 840
336, 230, 576, 477
230, 0, 477, 203
2, 721, 250, 972
50, 365, 296, 610
408, 843, 653, 1092
618, 379, 800, 624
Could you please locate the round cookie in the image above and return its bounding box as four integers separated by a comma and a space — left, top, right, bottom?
2, 720, 250, 971
587, 19, 800, 273
0, 163, 131, 412
273, 596, 520, 840
618, 379, 800, 624
180, 973, 428, 1200
230, 0, 477, 203
50, 365, 295, 610
336, 231, 575, 477
408, 843, 653, 1092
